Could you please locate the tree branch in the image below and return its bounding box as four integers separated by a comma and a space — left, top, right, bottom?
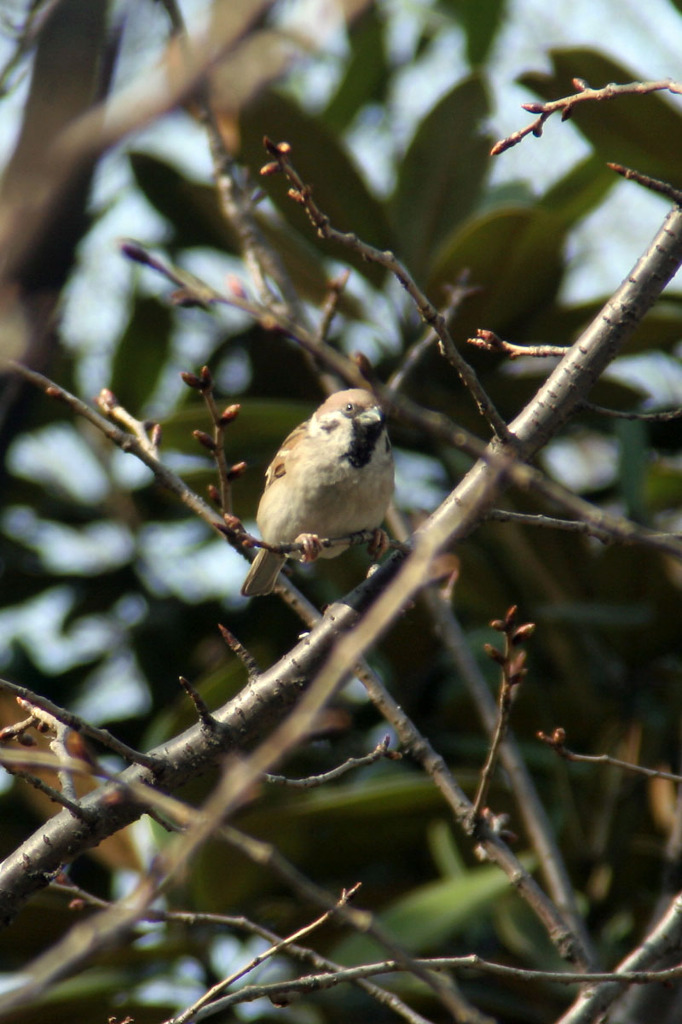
492, 77, 682, 155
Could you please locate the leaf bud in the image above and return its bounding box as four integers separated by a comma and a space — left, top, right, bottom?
219, 404, 241, 425
192, 430, 216, 451
180, 371, 202, 389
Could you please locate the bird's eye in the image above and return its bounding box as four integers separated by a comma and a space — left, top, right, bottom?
345, 402, 355, 412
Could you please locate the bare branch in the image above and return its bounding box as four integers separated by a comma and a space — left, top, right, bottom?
468, 328, 568, 359
51, 880, 436, 1024
539, 729, 682, 785
389, 273, 479, 392
608, 162, 682, 205
486, 508, 611, 540
0, 677, 157, 770
492, 77, 682, 155
264, 736, 400, 788
261, 138, 511, 441
579, 399, 682, 421
168, 885, 363, 1024
471, 607, 534, 820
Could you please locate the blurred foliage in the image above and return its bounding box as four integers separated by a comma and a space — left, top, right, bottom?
1, 1, 682, 1022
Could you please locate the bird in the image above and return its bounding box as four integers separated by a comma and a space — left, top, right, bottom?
241, 388, 394, 596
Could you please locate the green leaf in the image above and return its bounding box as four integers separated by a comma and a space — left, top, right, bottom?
391, 73, 492, 276
333, 853, 535, 964
130, 151, 236, 252
646, 460, 682, 511
428, 206, 565, 336
191, 773, 455, 913
540, 154, 617, 228
324, 6, 389, 130
520, 49, 682, 189
110, 297, 172, 414
441, 0, 509, 66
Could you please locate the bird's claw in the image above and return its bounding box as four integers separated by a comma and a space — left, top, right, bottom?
368, 528, 389, 559
295, 532, 323, 563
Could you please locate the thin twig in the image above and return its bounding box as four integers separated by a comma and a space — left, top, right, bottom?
0, 676, 158, 770
0, 713, 36, 742
579, 399, 682, 421
316, 270, 351, 346
168, 885, 362, 1024
95, 387, 161, 456
186, 953, 682, 1020
538, 728, 682, 784
50, 879, 682, 989
187, 951, 682, 1018
0, 0, 45, 98
608, 162, 682, 206
492, 77, 682, 155
218, 823, 464, 1017
471, 607, 534, 821
181, 363, 244, 515
467, 328, 568, 359
0, 761, 92, 821
261, 139, 511, 442
158, 0, 301, 316
388, 273, 479, 392
488, 508, 679, 547
20, 700, 81, 804
264, 736, 400, 787
487, 508, 612, 542
51, 879, 437, 1024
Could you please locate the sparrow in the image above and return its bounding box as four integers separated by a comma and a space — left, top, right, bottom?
241, 389, 394, 596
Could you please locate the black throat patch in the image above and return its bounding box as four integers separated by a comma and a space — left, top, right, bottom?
344, 416, 385, 469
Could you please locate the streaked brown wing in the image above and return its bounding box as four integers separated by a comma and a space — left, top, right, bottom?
262, 419, 308, 490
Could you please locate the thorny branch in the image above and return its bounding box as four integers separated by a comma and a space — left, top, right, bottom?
6, 43, 682, 1021
6, 185, 682, 982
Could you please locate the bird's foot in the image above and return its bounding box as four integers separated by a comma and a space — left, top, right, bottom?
295, 532, 323, 562
367, 528, 389, 559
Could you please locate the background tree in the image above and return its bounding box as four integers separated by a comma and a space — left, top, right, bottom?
2, 2, 682, 1023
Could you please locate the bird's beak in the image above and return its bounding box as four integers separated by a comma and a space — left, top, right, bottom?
358, 407, 384, 427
